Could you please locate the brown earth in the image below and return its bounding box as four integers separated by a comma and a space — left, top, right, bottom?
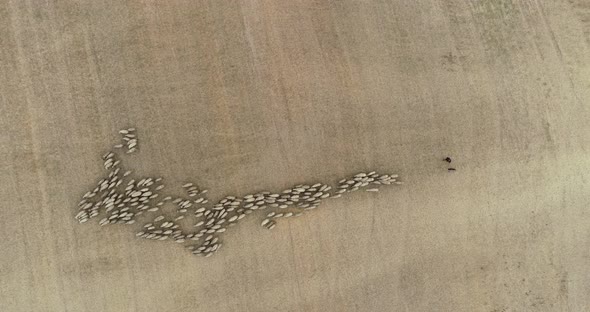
1, 1, 589, 311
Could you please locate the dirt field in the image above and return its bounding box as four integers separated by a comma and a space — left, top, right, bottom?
1, 1, 589, 311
